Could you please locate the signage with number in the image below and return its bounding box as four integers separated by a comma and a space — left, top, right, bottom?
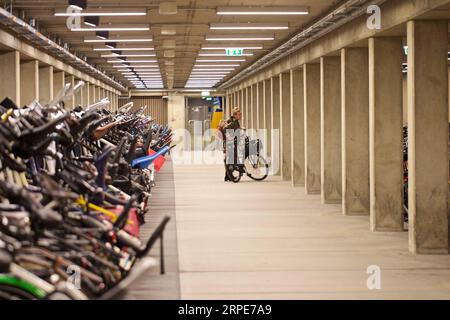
226, 48, 244, 56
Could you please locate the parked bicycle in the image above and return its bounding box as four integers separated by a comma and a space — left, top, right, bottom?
0, 81, 174, 300
224, 134, 269, 183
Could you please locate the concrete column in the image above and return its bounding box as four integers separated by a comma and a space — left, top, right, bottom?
246, 87, 251, 128
53, 71, 65, 99
96, 86, 102, 100
304, 64, 321, 194
0, 51, 20, 107
264, 79, 272, 157
89, 83, 95, 104
290, 68, 305, 187
74, 79, 82, 107
82, 83, 90, 107
20, 60, 39, 106
39, 66, 53, 103
66, 75, 75, 109
320, 56, 342, 204
280, 72, 291, 180
257, 82, 264, 130
341, 47, 370, 215
369, 37, 404, 232
271, 76, 281, 176
407, 20, 448, 254
241, 89, 246, 125
252, 84, 258, 130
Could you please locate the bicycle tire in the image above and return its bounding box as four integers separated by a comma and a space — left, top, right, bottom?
225, 164, 242, 183
0, 283, 39, 300
245, 155, 269, 181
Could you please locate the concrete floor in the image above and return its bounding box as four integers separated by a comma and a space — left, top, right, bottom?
173, 163, 450, 300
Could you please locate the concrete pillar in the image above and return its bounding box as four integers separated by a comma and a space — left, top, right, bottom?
407, 20, 448, 254
252, 84, 258, 130
264, 79, 271, 157
246, 87, 251, 128
66, 75, 75, 109
39, 66, 53, 104
82, 83, 90, 107
280, 72, 291, 180
20, 60, 39, 106
290, 68, 305, 187
304, 64, 321, 194
341, 47, 370, 215
89, 83, 95, 104
96, 86, 102, 100
271, 76, 281, 176
320, 56, 342, 204
369, 37, 404, 232
74, 79, 82, 107
241, 89, 246, 125
258, 82, 264, 130
53, 71, 65, 99
0, 51, 20, 107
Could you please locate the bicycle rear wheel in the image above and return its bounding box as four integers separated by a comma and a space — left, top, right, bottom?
245, 155, 269, 181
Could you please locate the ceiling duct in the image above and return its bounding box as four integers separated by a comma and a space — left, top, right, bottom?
221, 0, 387, 89
0, 7, 126, 92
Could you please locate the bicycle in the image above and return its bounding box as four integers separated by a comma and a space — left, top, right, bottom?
225, 134, 269, 183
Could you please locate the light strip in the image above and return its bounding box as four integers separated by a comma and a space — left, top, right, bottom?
210, 23, 288, 30
113, 64, 159, 68
202, 45, 263, 50
94, 47, 154, 51
71, 25, 150, 32
108, 59, 157, 63
55, 8, 147, 16
191, 72, 231, 74
216, 6, 309, 15
205, 35, 274, 41
85, 38, 152, 43
192, 68, 235, 71
101, 54, 156, 58
196, 59, 245, 62
199, 53, 253, 57
195, 64, 240, 67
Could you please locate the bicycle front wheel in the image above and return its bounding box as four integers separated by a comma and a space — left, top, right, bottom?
245, 155, 269, 181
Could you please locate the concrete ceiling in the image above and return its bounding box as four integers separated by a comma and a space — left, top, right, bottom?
9, 0, 343, 90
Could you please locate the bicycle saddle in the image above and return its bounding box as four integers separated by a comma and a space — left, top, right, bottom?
131, 146, 170, 169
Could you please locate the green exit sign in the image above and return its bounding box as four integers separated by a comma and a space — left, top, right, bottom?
226, 48, 243, 56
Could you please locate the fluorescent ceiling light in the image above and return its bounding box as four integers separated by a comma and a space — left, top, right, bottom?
192, 68, 235, 71
108, 59, 157, 63
210, 23, 288, 30
94, 47, 154, 51
199, 52, 253, 57
101, 54, 156, 58
202, 45, 263, 50
191, 72, 231, 74
196, 59, 245, 62
85, 36, 152, 43
195, 64, 240, 67
205, 35, 274, 41
216, 6, 309, 15
121, 72, 161, 75
71, 24, 150, 31
55, 8, 147, 16
113, 64, 159, 68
